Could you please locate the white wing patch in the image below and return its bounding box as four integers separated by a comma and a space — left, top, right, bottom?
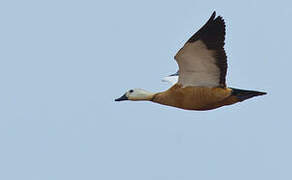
175, 40, 221, 87
161, 75, 178, 85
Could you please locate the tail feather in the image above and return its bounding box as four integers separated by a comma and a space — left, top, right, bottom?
231, 88, 267, 102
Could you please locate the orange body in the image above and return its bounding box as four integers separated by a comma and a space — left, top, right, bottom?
152, 84, 239, 110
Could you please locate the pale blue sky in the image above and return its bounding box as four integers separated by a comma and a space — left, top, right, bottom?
0, 0, 291, 179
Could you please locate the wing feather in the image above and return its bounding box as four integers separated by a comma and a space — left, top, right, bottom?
175, 11, 227, 87
161, 71, 179, 85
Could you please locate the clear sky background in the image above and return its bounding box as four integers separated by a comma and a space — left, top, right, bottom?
0, 0, 291, 180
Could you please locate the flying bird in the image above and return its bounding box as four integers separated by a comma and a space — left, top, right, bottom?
115, 11, 266, 111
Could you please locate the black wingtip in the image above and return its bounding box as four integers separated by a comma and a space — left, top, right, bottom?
211, 11, 216, 18
207, 11, 216, 24
187, 11, 224, 44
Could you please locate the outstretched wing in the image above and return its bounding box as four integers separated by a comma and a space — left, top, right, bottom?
175, 11, 227, 87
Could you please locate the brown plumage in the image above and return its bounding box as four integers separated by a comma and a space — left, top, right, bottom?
115, 11, 267, 110
152, 84, 233, 110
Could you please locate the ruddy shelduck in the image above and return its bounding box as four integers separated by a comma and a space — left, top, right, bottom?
115, 11, 266, 110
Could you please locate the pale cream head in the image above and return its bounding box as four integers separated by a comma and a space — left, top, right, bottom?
115, 88, 155, 101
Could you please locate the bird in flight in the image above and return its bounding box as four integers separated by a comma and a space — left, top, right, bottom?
115, 11, 266, 111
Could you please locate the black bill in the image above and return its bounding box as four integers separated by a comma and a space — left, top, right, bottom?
115, 93, 128, 101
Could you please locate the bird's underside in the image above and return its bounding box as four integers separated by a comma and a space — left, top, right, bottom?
152, 84, 234, 110
152, 84, 266, 110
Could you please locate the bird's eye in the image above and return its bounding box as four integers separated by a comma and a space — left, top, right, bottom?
129, 89, 134, 93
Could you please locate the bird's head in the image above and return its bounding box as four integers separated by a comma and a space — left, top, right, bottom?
115, 88, 155, 101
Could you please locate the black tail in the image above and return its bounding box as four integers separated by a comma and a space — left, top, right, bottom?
231, 88, 267, 102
